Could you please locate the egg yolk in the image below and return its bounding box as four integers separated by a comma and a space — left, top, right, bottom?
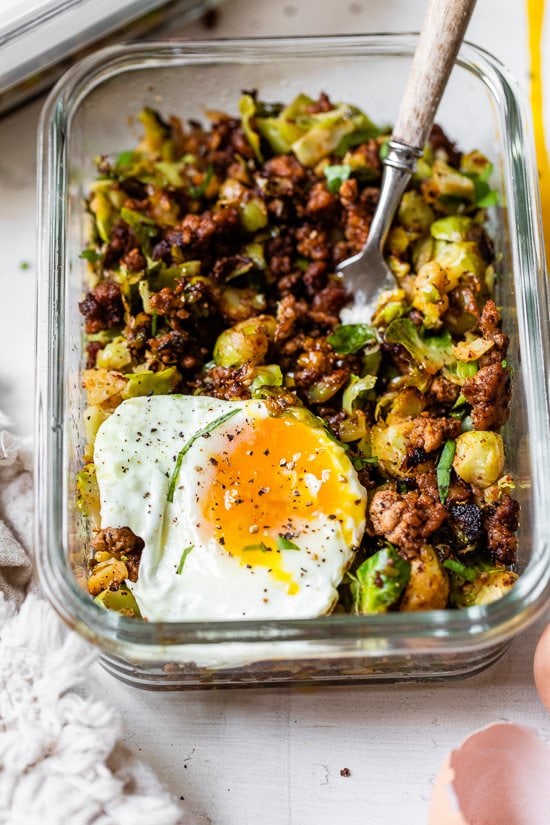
202, 414, 365, 593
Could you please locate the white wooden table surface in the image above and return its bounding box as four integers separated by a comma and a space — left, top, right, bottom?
1, 1, 548, 823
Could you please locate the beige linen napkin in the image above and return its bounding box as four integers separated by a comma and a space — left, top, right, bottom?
0, 411, 196, 825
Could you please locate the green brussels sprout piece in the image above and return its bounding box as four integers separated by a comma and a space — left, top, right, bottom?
411, 234, 435, 271
239, 94, 263, 162
351, 545, 411, 614
452, 335, 494, 362
387, 255, 411, 281
432, 159, 475, 200
447, 560, 518, 608
219, 286, 267, 323
434, 240, 486, 291
94, 584, 142, 618
399, 546, 449, 611
386, 226, 410, 256
342, 374, 377, 416
243, 242, 266, 270
452, 430, 505, 488
86, 329, 119, 345
305, 372, 349, 404
138, 107, 171, 156
121, 367, 180, 400
327, 323, 376, 354
83, 405, 111, 459
95, 338, 132, 372
370, 420, 415, 478
89, 188, 115, 244
430, 215, 475, 243
384, 318, 455, 375
239, 197, 269, 232
76, 463, 100, 523
412, 261, 450, 329
256, 114, 305, 154
460, 149, 493, 180
291, 105, 359, 167
251, 365, 283, 394
255, 119, 293, 154
154, 160, 185, 188
339, 412, 368, 443
213, 316, 276, 368
398, 190, 435, 232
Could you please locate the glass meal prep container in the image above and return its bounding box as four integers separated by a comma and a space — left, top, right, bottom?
36, 35, 550, 689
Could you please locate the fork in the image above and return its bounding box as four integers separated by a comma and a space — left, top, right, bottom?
338, 0, 477, 323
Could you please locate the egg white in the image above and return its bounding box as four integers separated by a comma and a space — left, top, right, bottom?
94, 395, 366, 621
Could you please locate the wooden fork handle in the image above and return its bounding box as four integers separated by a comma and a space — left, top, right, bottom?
392, 0, 477, 151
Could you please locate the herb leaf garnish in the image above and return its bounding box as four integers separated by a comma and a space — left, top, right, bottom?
176, 545, 194, 574
167, 408, 239, 502
243, 542, 270, 553
323, 163, 352, 194
436, 440, 456, 504
442, 558, 477, 582
188, 164, 214, 198
277, 536, 301, 551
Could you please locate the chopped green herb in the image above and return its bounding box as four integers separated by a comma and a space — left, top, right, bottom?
80, 249, 102, 263
188, 164, 214, 198
443, 558, 478, 582
19, 260, 31, 270
436, 440, 456, 504
151, 311, 158, 337
276, 536, 301, 551
323, 163, 352, 194
167, 409, 239, 502
115, 150, 134, 169
327, 323, 376, 355
352, 456, 378, 471
502, 359, 508, 369
243, 542, 270, 553
176, 545, 194, 574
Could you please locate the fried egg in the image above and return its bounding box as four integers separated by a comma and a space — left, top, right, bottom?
94, 395, 366, 621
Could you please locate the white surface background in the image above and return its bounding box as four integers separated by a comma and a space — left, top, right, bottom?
0, 1, 548, 824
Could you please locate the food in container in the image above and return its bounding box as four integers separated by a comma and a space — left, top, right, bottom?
77, 92, 518, 624
36, 36, 550, 688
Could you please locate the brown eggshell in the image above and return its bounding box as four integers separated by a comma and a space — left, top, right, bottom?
429, 723, 550, 825
534, 622, 550, 711
428, 756, 467, 825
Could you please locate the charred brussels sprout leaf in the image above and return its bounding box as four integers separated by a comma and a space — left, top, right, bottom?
342, 374, 377, 415
351, 545, 410, 614
384, 319, 455, 375
327, 323, 376, 355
